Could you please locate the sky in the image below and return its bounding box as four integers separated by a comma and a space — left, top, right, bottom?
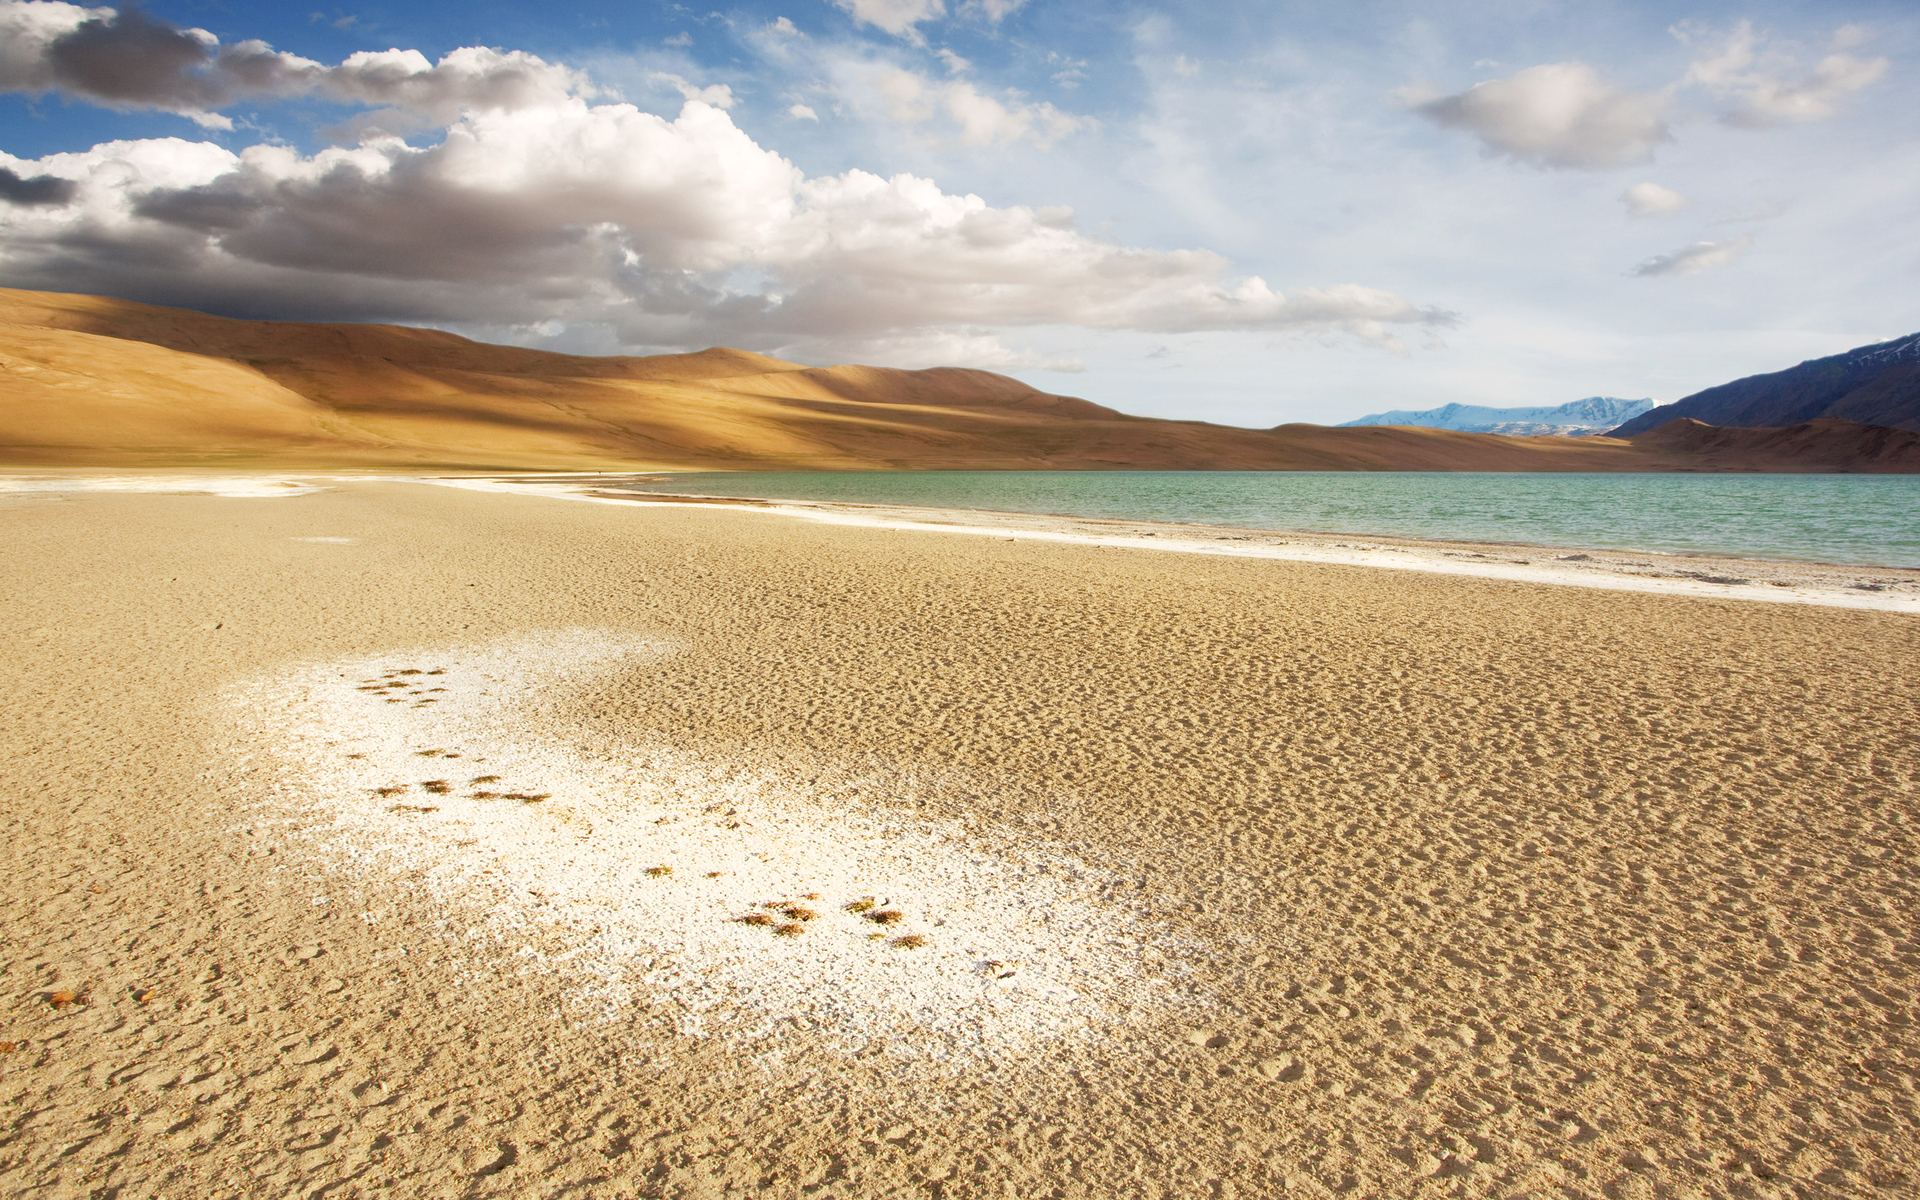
0, 0, 1915, 426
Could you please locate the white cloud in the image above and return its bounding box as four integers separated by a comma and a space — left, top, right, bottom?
1411, 23, 1887, 172
787, 103, 820, 121
822, 329, 1082, 372
872, 66, 1090, 148
1631, 234, 1753, 278
768, 17, 801, 37
1679, 20, 1888, 129
653, 72, 736, 109
1830, 24, 1874, 51
827, 0, 1028, 40
831, 0, 944, 42
662, 32, 692, 48
936, 48, 970, 75
962, 0, 1026, 21
1409, 62, 1672, 170
1620, 181, 1688, 218
0, 95, 1450, 361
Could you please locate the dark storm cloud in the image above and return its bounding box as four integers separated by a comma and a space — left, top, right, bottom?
43, 5, 225, 110
0, 167, 78, 206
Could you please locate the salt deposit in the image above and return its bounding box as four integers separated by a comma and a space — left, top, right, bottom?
223, 628, 1195, 1061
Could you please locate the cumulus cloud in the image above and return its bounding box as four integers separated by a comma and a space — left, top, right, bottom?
1631, 234, 1753, 278
1679, 20, 1888, 129
0, 0, 595, 125
1406, 62, 1672, 170
0, 4, 1447, 368
1620, 181, 1688, 218
0, 95, 1450, 364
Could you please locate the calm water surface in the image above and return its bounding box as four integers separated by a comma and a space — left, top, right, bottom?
605, 471, 1920, 568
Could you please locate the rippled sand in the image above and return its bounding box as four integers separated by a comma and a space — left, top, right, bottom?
4, 479, 1916, 1198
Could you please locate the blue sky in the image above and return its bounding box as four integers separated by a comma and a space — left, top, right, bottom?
1, 0, 1915, 425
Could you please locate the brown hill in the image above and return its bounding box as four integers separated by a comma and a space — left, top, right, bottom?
1629, 417, 1920, 471
1, 288, 1915, 472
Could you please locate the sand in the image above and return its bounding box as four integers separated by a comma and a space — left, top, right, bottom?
3, 477, 1918, 1198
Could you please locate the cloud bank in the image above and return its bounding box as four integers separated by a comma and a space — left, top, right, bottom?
0, 1, 1451, 367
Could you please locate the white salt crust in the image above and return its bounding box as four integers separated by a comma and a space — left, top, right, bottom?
223, 629, 1198, 1062
0, 475, 327, 497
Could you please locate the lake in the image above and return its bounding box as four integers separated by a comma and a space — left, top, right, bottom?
603, 471, 1920, 568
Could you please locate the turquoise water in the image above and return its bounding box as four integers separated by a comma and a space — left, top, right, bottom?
605, 471, 1920, 567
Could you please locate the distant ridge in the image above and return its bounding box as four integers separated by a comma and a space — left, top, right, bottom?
1340, 397, 1654, 436
1, 288, 1915, 473
1611, 333, 1920, 437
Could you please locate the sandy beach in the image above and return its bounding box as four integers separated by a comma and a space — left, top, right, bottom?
4, 476, 1918, 1198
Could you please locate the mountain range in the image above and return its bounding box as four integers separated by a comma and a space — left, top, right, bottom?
1339, 397, 1655, 436
1, 288, 1916, 473
1611, 332, 1920, 436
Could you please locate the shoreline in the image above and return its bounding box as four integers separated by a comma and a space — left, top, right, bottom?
453, 475, 1920, 613
3, 469, 1916, 612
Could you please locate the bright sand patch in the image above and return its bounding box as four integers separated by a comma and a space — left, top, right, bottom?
225, 628, 1190, 1057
